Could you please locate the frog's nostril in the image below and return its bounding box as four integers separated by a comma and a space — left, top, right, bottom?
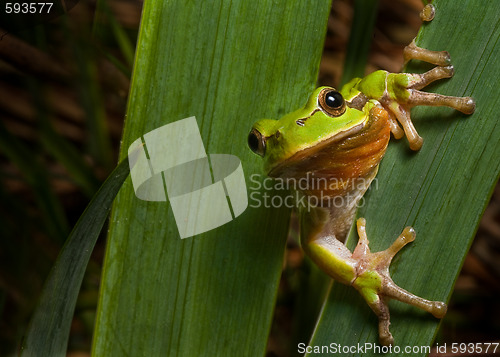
248, 129, 266, 157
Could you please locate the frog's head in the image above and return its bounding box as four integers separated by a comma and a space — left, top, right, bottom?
248, 86, 370, 177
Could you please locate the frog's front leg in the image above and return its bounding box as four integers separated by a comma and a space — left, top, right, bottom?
384, 41, 475, 150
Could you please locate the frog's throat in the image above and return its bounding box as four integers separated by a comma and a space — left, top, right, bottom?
267, 121, 365, 177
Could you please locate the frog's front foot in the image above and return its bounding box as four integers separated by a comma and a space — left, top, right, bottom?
351, 218, 447, 346
385, 40, 476, 150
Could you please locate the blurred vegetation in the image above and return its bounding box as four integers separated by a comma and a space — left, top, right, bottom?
0, 0, 139, 354
0, 0, 498, 356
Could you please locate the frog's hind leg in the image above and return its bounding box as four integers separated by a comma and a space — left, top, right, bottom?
352, 218, 447, 346
352, 218, 394, 346
376, 226, 447, 319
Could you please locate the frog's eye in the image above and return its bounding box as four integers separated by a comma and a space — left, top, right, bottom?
318, 88, 346, 117
248, 128, 266, 157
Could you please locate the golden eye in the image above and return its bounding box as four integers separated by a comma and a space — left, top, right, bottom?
318, 88, 346, 117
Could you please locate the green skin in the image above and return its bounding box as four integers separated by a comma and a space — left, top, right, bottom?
253, 70, 412, 173
249, 40, 475, 346
252, 70, 416, 287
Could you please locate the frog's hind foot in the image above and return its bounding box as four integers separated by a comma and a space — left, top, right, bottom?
351, 218, 447, 346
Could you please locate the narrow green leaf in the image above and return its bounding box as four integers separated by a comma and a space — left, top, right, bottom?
306, 1, 500, 355
26, 79, 101, 197
40, 124, 100, 197
93, 0, 135, 67
20, 159, 129, 357
70, 36, 113, 168
92, 1, 332, 356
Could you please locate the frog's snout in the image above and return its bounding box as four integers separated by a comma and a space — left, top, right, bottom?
248, 128, 266, 157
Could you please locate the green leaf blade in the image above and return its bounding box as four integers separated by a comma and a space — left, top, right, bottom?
92, 1, 332, 356
20, 159, 130, 357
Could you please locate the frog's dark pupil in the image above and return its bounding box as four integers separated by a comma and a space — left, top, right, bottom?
325, 91, 343, 109
248, 129, 266, 156
248, 131, 260, 152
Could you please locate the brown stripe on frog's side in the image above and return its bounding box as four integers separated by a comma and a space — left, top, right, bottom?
346, 92, 369, 111
296, 108, 320, 126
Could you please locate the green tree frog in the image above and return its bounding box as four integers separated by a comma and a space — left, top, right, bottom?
248, 26, 475, 345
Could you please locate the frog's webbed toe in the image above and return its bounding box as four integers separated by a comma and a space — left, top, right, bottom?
351, 218, 447, 346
